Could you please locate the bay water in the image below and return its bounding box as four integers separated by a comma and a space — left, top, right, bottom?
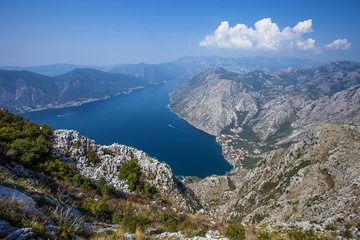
23, 80, 232, 178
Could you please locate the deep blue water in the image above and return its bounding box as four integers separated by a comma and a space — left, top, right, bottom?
23, 80, 232, 177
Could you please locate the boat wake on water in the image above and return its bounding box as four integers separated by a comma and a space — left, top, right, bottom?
57, 113, 73, 118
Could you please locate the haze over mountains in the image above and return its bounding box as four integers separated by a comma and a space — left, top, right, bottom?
0, 56, 317, 77
0, 56, 318, 113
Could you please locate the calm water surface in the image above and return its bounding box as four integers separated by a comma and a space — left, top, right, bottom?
23, 80, 232, 177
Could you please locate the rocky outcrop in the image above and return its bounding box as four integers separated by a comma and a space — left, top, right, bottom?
0, 186, 37, 212
170, 61, 360, 167
0, 221, 36, 240
52, 129, 201, 212
190, 124, 360, 227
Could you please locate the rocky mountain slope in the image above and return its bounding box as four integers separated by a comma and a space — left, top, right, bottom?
1, 109, 235, 239
189, 124, 360, 232
52, 129, 201, 212
169, 61, 360, 167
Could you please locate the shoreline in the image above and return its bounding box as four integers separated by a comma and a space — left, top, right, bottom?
167, 102, 237, 173
17, 85, 147, 114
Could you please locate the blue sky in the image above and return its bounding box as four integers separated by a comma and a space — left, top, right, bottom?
0, 0, 359, 66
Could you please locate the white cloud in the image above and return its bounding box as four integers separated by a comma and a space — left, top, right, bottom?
325, 39, 351, 50
200, 18, 316, 51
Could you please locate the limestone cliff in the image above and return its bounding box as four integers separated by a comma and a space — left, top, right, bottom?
190, 124, 360, 228
52, 129, 201, 212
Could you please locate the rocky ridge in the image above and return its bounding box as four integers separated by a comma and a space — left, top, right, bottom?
169, 61, 360, 167
190, 124, 360, 230
52, 129, 201, 212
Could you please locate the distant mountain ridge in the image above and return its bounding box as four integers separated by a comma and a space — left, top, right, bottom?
0, 68, 146, 112
0, 56, 319, 113
169, 61, 360, 167
1, 56, 318, 77
0, 63, 102, 77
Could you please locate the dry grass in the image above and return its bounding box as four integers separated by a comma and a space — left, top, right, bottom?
135, 227, 146, 240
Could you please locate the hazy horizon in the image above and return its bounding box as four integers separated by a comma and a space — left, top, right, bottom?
1, 0, 359, 66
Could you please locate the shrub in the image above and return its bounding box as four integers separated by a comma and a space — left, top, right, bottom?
0, 109, 53, 166
73, 141, 82, 149
225, 223, 246, 240
325, 224, 337, 231
39, 159, 91, 188
122, 213, 151, 233
159, 212, 178, 232
96, 176, 116, 196
112, 213, 122, 224
85, 148, 99, 163
288, 230, 318, 240
102, 148, 114, 156
83, 196, 110, 218
180, 219, 198, 238
11, 135, 52, 166
342, 230, 353, 239
118, 159, 140, 191
143, 182, 155, 198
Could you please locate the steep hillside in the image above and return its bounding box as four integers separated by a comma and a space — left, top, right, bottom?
190, 124, 360, 233
0, 109, 235, 239
52, 129, 200, 212
0, 69, 145, 112
169, 61, 360, 167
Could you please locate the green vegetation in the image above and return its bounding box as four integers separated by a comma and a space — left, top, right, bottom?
227, 177, 236, 191
85, 147, 100, 163
73, 141, 82, 149
242, 156, 262, 169
158, 212, 178, 232
0, 109, 92, 189
266, 114, 297, 145
0, 109, 53, 167
102, 147, 115, 156
96, 176, 116, 195
117, 158, 156, 196
39, 159, 91, 188
225, 223, 246, 240
262, 181, 277, 193
288, 229, 319, 240
118, 158, 141, 191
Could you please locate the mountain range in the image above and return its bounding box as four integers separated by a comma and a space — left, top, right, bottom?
1, 58, 360, 239
0, 56, 318, 113
169, 61, 360, 168
1, 56, 317, 77
168, 60, 360, 236
0, 68, 147, 112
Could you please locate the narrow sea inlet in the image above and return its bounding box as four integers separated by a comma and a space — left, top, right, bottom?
23, 80, 232, 178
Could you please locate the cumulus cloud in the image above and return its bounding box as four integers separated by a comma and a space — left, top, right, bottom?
200, 18, 316, 51
325, 39, 351, 50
